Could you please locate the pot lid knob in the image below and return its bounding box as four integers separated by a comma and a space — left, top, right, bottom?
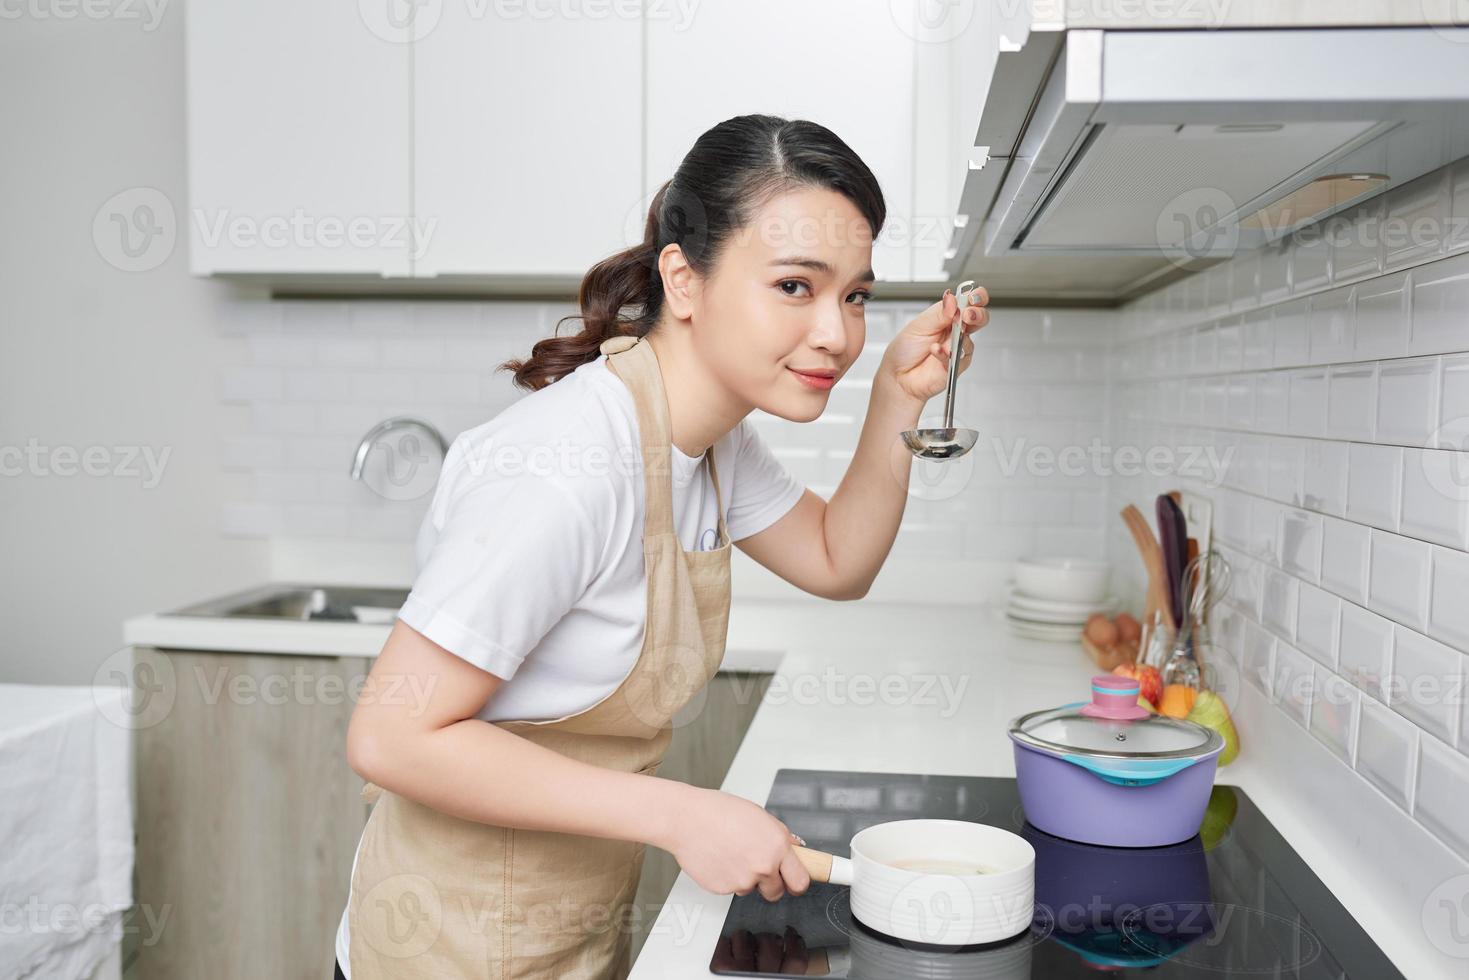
1080, 674, 1151, 721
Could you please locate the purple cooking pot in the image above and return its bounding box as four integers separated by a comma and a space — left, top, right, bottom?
1008, 675, 1225, 848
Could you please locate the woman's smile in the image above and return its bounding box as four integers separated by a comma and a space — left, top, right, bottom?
786, 365, 837, 390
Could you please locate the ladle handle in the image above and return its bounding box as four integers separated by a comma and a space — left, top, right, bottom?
792, 845, 853, 886
941, 280, 976, 428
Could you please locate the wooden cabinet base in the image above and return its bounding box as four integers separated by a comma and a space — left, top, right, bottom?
129, 648, 372, 980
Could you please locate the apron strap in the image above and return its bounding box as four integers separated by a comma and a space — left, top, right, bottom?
601, 334, 675, 537
705, 446, 730, 547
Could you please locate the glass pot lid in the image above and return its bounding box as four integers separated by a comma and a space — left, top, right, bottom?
1008, 676, 1223, 761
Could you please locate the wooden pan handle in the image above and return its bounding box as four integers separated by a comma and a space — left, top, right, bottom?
792, 846, 853, 886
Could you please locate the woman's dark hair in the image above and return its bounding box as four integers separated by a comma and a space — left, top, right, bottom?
500, 114, 886, 391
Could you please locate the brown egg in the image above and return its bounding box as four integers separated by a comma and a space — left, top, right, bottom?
1085, 613, 1119, 646
1115, 613, 1141, 644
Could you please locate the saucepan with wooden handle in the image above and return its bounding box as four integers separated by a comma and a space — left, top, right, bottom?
791, 818, 1035, 946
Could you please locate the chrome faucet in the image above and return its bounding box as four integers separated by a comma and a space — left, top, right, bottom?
350, 415, 448, 480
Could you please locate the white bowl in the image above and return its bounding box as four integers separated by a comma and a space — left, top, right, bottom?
1013, 557, 1110, 603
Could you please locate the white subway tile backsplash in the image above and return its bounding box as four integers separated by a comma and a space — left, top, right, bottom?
1345, 443, 1402, 530
219, 366, 284, 402
1450, 157, 1469, 254
1400, 448, 1469, 549
1287, 368, 1326, 437
1382, 171, 1446, 271
1279, 508, 1321, 581
281, 300, 351, 333
1307, 287, 1354, 364
1301, 441, 1348, 516
1261, 566, 1298, 641
1242, 311, 1273, 369
1309, 667, 1358, 764
1414, 736, 1469, 861
219, 501, 281, 538
1292, 232, 1331, 293
253, 471, 319, 503
1266, 438, 1303, 504
1255, 372, 1289, 433
1296, 582, 1339, 666
1429, 546, 1469, 651
381, 337, 446, 370
1325, 364, 1375, 441
1339, 602, 1393, 698
1274, 641, 1314, 727
1410, 252, 1469, 356
1111, 158, 1469, 868
1355, 695, 1417, 811
1320, 516, 1370, 604
1216, 318, 1242, 372
1229, 251, 1259, 310
1441, 354, 1469, 450
1249, 495, 1282, 561
285, 369, 352, 403
1272, 300, 1310, 368
1375, 357, 1438, 447
1242, 618, 1276, 694
1225, 374, 1254, 428
222, 435, 286, 470
1259, 240, 1291, 303
1367, 531, 1430, 631
1330, 198, 1382, 283
348, 301, 416, 336
1387, 627, 1463, 746
252, 402, 318, 435
317, 336, 380, 369
1353, 271, 1410, 361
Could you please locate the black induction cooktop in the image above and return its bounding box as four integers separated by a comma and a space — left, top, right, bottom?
710, 769, 1401, 978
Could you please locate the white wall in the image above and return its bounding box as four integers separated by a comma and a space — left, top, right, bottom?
221, 298, 1115, 600
0, 5, 269, 686
1107, 157, 1469, 868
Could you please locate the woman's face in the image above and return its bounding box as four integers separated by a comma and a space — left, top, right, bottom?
688, 186, 876, 423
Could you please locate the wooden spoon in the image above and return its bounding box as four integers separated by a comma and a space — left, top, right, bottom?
1120, 505, 1175, 633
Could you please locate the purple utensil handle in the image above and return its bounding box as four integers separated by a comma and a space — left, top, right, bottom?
1157, 495, 1188, 628
1012, 741, 1220, 847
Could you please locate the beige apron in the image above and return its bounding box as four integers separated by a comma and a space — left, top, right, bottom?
348, 333, 732, 980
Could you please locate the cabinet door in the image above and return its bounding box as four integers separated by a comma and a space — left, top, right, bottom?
645, 1, 917, 281
186, 4, 412, 276
131, 648, 373, 980
414, 6, 644, 278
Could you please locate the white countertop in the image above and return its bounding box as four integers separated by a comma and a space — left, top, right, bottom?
121, 599, 782, 674
123, 585, 1456, 977
629, 598, 1458, 980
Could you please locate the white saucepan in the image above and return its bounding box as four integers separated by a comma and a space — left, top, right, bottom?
792, 819, 1036, 946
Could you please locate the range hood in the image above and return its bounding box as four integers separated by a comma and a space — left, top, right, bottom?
946, 26, 1469, 298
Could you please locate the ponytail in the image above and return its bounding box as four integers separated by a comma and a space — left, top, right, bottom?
500, 183, 670, 391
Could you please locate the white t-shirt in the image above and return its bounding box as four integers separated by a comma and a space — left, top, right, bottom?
335, 351, 805, 974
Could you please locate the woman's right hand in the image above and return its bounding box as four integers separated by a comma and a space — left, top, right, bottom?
661, 786, 811, 901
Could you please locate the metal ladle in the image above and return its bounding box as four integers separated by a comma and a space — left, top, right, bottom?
900, 279, 980, 460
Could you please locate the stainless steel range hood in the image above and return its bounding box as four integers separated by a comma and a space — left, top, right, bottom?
946, 26, 1469, 300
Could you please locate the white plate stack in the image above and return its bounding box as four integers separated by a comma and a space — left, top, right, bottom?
1005, 558, 1115, 640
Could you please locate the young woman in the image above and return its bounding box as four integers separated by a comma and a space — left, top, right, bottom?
335, 114, 988, 980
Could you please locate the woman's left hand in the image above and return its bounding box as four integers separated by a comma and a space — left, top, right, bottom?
878, 285, 990, 404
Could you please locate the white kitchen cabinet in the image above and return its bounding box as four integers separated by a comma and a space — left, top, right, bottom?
188, 2, 960, 284
644, 1, 921, 282
413, 6, 644, 278
185, 3, 412, 276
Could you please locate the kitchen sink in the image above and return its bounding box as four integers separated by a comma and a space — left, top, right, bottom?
167, 583, 409, 623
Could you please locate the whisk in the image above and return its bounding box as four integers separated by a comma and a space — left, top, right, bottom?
1160, 550, 1232, 690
